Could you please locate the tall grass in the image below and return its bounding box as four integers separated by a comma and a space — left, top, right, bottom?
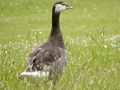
0, 0, 120, 89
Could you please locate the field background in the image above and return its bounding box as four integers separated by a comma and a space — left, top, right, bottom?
0, 0, 120, 90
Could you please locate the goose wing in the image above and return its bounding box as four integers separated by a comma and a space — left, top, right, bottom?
26, 45, 65, 71
20, 45, 67, 78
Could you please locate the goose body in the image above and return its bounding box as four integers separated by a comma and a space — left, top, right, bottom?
20, 2, 73, 81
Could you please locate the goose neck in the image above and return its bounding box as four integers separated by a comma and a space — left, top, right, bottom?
52, 12, 60, 28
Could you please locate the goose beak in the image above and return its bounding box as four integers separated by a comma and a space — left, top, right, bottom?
66, 6, 74, 9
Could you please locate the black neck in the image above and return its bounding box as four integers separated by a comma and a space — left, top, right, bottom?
51, 12, 60, 35
47, 10, 65, 48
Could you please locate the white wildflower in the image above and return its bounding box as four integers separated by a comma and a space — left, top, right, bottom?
38, 10, 41, 12
104, 45, 107, 48
74, 1, 76, 3
83, 40, 86, 43
36, 7, 39, 9
5, 51, 7, 53
94, 8, 97, 10
31, 37, 35, 39
29, 6, 32, 8
39, 32, 42, 34
84, 9, 87, 11
15, 3, 18, 5
19, 50, 22, 52
85, 66, 87, 68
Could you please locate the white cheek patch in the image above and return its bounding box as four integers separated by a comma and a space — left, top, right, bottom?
55, 4, 66, 13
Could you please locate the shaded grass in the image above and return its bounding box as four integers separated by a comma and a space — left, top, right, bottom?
0, 0, 120, 90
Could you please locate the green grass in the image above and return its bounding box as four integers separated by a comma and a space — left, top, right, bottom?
0, 0, 120, 89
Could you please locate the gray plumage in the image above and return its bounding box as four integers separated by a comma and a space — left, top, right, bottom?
20, 2, 73, 83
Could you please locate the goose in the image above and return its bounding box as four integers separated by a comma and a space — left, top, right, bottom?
20, 1, 73, 83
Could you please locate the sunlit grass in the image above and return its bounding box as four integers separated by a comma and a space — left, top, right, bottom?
0, 0, 120, 90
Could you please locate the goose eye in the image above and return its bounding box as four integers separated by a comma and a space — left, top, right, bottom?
62, 3, 66, 6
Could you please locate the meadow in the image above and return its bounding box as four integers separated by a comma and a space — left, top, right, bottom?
0, 0, 120, 89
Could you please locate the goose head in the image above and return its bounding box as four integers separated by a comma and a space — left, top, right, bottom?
53, 2, 73, 13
